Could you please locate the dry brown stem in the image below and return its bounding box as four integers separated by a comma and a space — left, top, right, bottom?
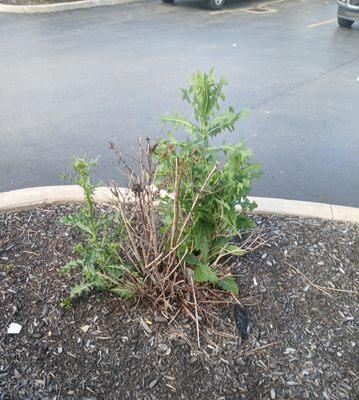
107, 140, 264, 346
285, 261, 359, 297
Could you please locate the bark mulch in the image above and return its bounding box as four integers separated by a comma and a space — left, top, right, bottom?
0, 205, 358, 400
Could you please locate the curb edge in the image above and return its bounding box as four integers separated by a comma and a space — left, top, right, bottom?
1, 185, 359, 224
0, 0, 142, 14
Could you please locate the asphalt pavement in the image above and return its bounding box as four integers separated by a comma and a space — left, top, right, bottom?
0, 0, 358, 206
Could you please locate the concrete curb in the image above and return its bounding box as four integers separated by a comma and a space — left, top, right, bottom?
0, 185, 130, 211
1, 185, 359, 224
0, 0, 141, 14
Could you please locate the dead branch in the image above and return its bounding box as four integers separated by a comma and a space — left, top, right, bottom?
285, 260, 358, 296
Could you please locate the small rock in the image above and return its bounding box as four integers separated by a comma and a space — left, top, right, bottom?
81, 325, 90, 333
284, 348, 296, 354
323, 390, 332, 400
270, 388, 276, 399
7, 323, 22, 334
154, 316, 167, 323
158, 343, 172, 356
35, 379, 45, 387
149, 378, 158, 389
338, 311, 345, 319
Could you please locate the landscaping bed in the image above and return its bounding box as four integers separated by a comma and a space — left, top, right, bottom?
1, 205, 358, 400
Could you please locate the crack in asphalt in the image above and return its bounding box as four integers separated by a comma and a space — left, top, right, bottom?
253, 55, 359, 109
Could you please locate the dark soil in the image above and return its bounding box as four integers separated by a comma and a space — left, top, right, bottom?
1, 205, 358, 399
0, 0, 80, 6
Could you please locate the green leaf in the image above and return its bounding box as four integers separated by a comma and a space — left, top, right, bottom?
73, 243, 84, 254
194, 264, 218, 284
105, 264, 123, 279
62, 214, 95, 236
194, 227, 210, 262
225, 244, 246, 257
73, 221, 95, 236
69, 282, 94, 299
207, 110, 241, 137
60, 298, 73, 308
111, 286, 135, 299
208, 236, 230, 259
161, 115, 198, 134
59, 260, 79, 276
218, 276, 239, 295
184, 252, 202, 267
236, 213, 255, 230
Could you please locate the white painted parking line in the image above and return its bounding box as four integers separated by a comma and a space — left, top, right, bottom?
308, 18, 337, 28
242, 7, 277, 14
208, 9, 242, 15
209, 0, 286, 15
209, 7, 275, 16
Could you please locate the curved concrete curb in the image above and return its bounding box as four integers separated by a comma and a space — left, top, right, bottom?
0, 185, 129, 211
0, 0, 142, 14
0, 185, 359, 223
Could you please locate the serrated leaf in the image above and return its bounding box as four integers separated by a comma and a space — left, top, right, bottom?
194, 227, 210, 262
105, 264, 125, 279
72, 221, 94, 236
218, 276, 239, 295
161, 115, 198, 135
70, 282, 94, 299
236, 213, 255, 230
194, 264, 218, 284
184, 253, 201, 267
111, 286, 135, 299
59, 260, 79, 276
73, 243, 84, 254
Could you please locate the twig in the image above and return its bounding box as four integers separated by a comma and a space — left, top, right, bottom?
240, 341, 279, 357
162, 249, 188, 282
170, 157, 180, 248
285, 261, 358, 296
191, 277, 201, 348
168, 307, 182, 325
